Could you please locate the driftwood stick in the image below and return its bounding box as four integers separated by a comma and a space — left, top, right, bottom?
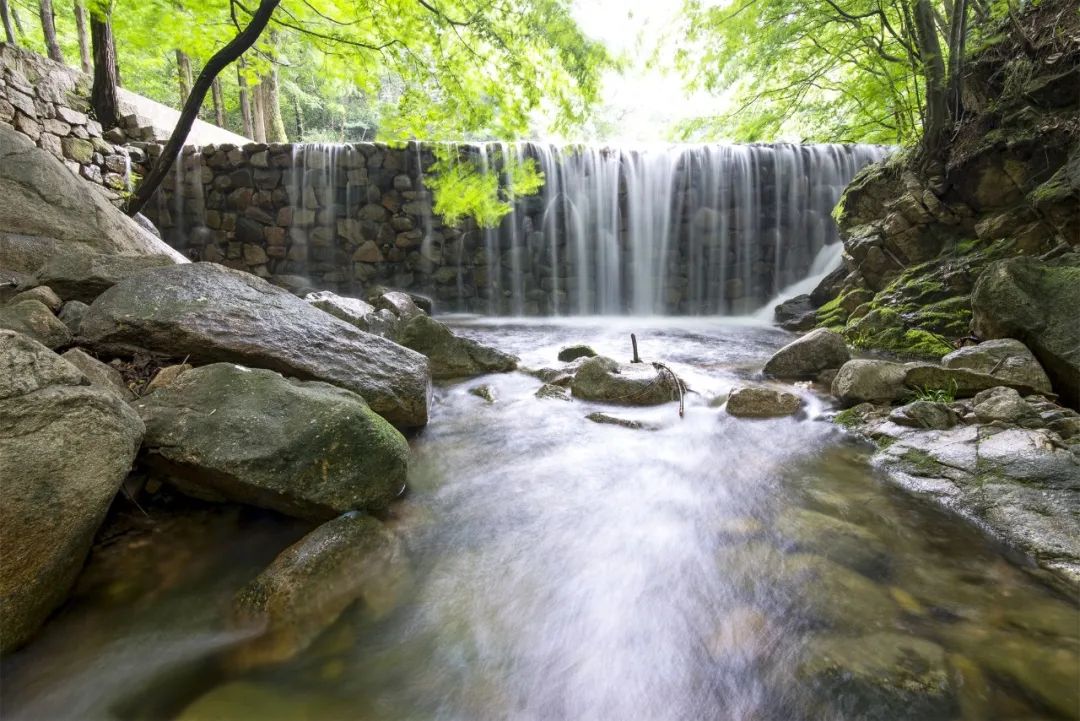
630, 333, 642, 363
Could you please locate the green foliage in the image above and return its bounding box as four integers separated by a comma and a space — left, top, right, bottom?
427, 149, 544, 228
908, 379, 957, 403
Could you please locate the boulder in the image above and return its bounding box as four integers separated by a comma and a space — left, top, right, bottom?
469, 384, 496, 403
902, 364, 1042, 398
394, 314, 517, 380
557, 344, 597, 362
79, 263, 430, 427
585, 412, 658, 430
61, 348, 133, 400
971, 256, 1080, 405
231, 513, 407, 668
763, 328, 850, 380
0, 331, 144, 652
9, 285, 61, 311
942, 339, 1053, 396
304, 290, 397, 338
570, 356, 682, 406
798, 633, 954, 721
535, 383, 571, 401
725, 385, 803, 418
0, 299, 71, 349
57, 300, 89, 334
134, 363, 409, 521
832, 359, 910, 406
773, 294, 818, 331
972, 386, 1037, 424
0, 123, 183, 275
34, 249, 177, 304
0, 268, 36, 304
373, 290, 424, 320
888, 400, 957, 429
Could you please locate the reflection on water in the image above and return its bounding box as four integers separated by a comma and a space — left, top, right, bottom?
2, 319, 1077, 721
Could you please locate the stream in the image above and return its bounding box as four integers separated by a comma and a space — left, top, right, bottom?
2, 318, 1077, 721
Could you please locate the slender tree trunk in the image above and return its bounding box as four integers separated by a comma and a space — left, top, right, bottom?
946, 0, 968, 118
125, 0, 281, 216
90, 13, 121, 129
291, 91, 303, 141
73, 0, 91, 72
175, 49, 193, 105
913, 0, 948, 157
1, 0, 16, 44
251, 79, 268, 142
264, 63, 287, 141
11, 2, 25, 38
237, 57, 255, 138
211, 77, 225, 127
38, 0, 64, 62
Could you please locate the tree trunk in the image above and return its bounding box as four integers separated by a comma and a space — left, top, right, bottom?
1, 0, 16, 44
946, 0, 968, 118
175, 49, 193, 106
251, 79, 268, 143
125, 0, 281, 217
913, 0, 948, 157
264, 63, 287, 142
90, 13, 121, 129
38, 0, 64, 62
291, 91, 303, 140
211, 77, 226, 127
73, 0, 91, 72
237, 57, 255, 138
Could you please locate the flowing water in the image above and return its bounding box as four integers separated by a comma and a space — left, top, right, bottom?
3, 318, 1077, 721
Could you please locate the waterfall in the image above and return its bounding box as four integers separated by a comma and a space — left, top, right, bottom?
149, 141, 887, 316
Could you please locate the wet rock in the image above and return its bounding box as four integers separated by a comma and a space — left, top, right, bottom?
0, 331, 144, 652
971, 255, 1080, 405
395, 314, 518, 380
832, 359, 909, 405
557, 344, 597, 362
798, 633, 954, 721
585, 412, 657, 430
469, 384, 496, 403
763, 328, 850, 380
373, 290, 424, 320
306, 291, 399, 339
888, 400, 957, 429
777, 554, 899, 631
725, 385, 802, 418
35, 249, 181, 304
61, 347, 133, 400
535, 383, 571, 401
0, 299, 71, 349
145, 363, 193, 393
775, 508, 890, 576
134, 363, 409, 521
79, 263, 430, 427
972, 386, 1037, 424
522, 366, 575, 387
774, 294, 818, 331
0, 123, 184, 275
9, 285, 62, 311
570, 356, 682, 406
57, 300, 89, 334
231, 513, 407, 669
902, 363, 1043, 398
942, 338, 1053, 396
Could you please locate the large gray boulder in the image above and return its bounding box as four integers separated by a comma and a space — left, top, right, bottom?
231, 513, 407, 669
34, 249, 177, 304
304, 290, 398, 338
395, 314, 518, 380
0, 123, 183, 275
134, 363, 410, 521
942, 339, 1053, 396
725, 385, 803, 418
79, 263, 430, 427
832, 359, 910, 405
0, 299, 71, 349
61, 347, 133, 400
0, 331, 144, 652
971, 256, 1080, 406
763, 328, 850, 380
570, 356, 682, 405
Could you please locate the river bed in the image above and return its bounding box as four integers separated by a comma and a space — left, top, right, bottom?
2, 318, 1077, 721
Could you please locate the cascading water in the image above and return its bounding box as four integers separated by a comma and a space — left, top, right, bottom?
147, 141, 887, 315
